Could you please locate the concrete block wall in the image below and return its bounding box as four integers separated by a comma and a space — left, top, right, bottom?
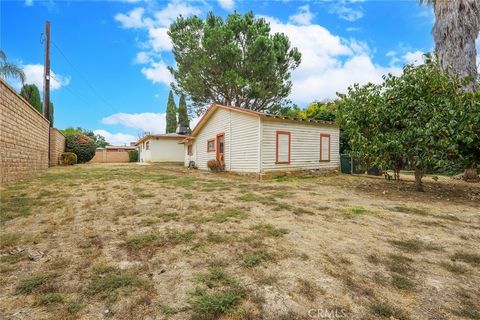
49, 128, 66, 166
0, 79, 50, 184
90, 149, 132, 163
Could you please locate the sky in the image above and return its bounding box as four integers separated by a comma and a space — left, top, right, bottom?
0, 0, 448, 145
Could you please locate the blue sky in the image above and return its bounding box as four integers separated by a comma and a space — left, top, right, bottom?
2, 0, 438, 145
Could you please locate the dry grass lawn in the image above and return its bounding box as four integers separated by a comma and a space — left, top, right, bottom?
0, 163, 479, 320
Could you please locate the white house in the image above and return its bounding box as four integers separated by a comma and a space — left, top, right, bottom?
136, 133, 186, 163
181, 104, 340, 174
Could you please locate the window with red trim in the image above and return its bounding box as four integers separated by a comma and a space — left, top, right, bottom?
207, 139, 215, 152
320, 134, 331, 162
276, 131, 291, 164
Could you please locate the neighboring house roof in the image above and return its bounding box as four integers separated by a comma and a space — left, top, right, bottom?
180, 103, 337, 143
135, 133, 188, 146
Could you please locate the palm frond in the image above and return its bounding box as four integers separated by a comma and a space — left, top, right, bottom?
0, 63, 26, 84
0, 50, 6, 62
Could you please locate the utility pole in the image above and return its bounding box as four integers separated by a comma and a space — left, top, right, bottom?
43, 21, 50, 121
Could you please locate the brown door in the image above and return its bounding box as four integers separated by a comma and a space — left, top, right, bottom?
216, 133, 225, 165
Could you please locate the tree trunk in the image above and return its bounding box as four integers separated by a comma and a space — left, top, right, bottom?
432, 0, 480, 92
414, 166, 424, 192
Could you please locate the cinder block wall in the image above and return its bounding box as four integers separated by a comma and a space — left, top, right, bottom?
49, 128, 66, 166
90, 149, 131, 163
0, 79, 50, 184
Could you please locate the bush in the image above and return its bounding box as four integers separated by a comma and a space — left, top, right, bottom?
207, 159, 222, 172
128, 150, 138, 162
60, 152, 77, 165
65, 134, 96, 163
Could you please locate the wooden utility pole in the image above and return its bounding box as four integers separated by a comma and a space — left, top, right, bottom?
43, 21, 50, 121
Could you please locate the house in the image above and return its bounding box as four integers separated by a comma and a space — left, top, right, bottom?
135, 133, 186, 163
90, 146, 136, 163
181, 103, 340, 174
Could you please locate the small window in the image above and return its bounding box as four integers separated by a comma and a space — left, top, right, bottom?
187, 144, 193, 156
320, 134, 331, 162
146, 141, 150, 150
207, 139, 215, 152
276, 131, 291, 164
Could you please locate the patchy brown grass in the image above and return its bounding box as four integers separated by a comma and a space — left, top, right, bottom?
0, 163, 478, 319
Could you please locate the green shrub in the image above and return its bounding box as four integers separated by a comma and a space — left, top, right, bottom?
65, 134, 96, 163
128, 150, 139, 162
60, 152, 77, 165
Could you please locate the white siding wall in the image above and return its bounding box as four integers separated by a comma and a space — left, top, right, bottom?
261, 120, 340, 172
194, 108, 231, 171
146, 139, 184, 162
192, 108, 259, 172
229, 111, 259, 172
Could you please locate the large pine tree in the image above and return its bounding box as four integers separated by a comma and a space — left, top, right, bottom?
177, 94, 190, 130
165, 90, 177, 133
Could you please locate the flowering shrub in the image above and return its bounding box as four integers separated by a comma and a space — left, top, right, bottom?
207, 159, 222, 172
65, 134, 96, 163
60, 152, 77, 165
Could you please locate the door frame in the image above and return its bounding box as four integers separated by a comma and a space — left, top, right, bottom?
216, 132, 225, 162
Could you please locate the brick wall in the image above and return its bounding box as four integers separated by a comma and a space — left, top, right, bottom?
90, 149, 132, 163
49, 128, 66, 166
1, 79, 50, 184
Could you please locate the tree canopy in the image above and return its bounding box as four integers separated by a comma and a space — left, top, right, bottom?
61, 127, 109, 148
166, 90, 178, 133
177, 94, 190, 132
20, 84, 42, 113
168, 11, 301, 115
336, 56, 480, 191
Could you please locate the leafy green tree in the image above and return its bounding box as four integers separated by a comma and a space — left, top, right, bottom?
302, 101, 336, 122
177, 94, 190, 130
337, 57, 478, 191
20, 84, 42, 113
61, 127, 110, 148
0, 50, 25, 84
166, 90, 177, 133
168, 11, 301, 114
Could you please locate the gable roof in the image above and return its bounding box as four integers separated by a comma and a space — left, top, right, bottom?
187, 103, 337, 139
135, 133, 187, 146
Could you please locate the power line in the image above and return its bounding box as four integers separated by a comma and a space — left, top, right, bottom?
51, 40, 119, 114
50, 73, 93, 107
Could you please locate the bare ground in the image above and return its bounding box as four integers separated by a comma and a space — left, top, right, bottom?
0, 163, 479, 320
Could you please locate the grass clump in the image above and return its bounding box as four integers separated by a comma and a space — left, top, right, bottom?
207, 208, 248, 223
39, 293, 64, 306
242, 250, 272, 268
87, 264, 138, 300
66, 299, 84, 314
206, 231, 229, 244
16, 272, 56, 294
440, 262, 468, 274
125, 232, 158, 250
391, 274, 415, 291
344, 206, 375, 216
236, 193, 263, 202
158, 304, 190, 315
190, 267, 245, 320
0, 233, 20, 249
250, 223, 289, 237
390, 205, 428, 215
371, 301, 410, 320
0, 193, 37, 222
389, 239, 423, 252
452, 251, 480, 266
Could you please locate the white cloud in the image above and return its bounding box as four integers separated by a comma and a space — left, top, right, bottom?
141, 61, 173, 85
289, 5, 314, 26
24, 0, 33, 6
93, 129, 137, 146
218, 0, 234, 10
402, 50, 426, 66
22, 64, 70, 91
115, 0, 201, 86
264, 16, 400, 103
329, 1, 364, 22
101, 112, 200, 135
115, 7, 145, 29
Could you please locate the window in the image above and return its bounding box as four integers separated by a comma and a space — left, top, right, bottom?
146, 141, 150, 150
187, 144, 193, 156
207, 139, 215, 152
320, 134, 331, 162
276, 131, 291, 164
